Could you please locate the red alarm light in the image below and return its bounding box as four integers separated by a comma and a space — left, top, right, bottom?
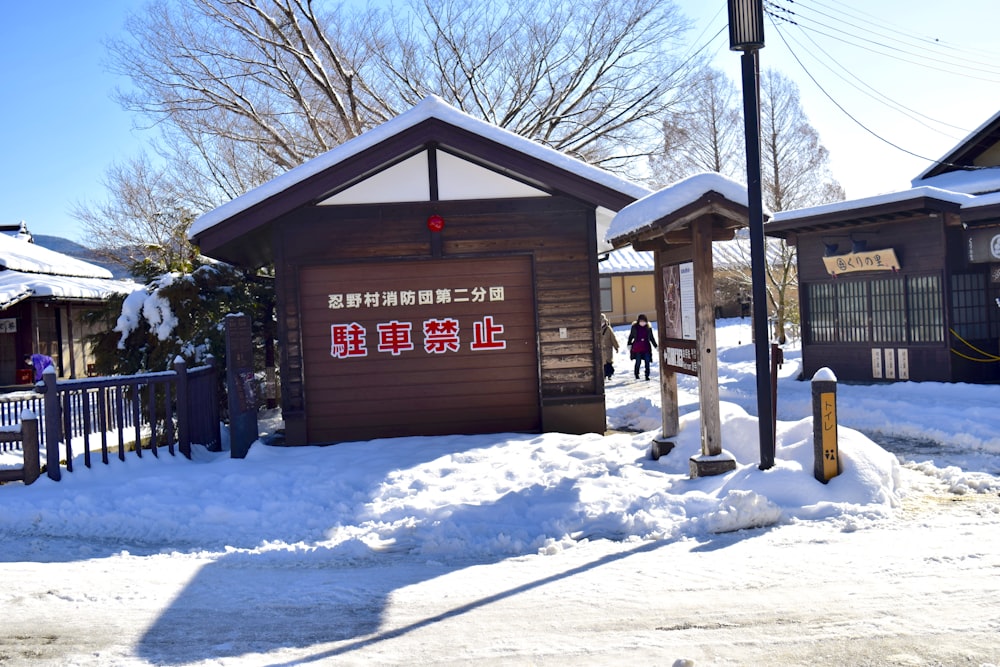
427, 214, 445, 232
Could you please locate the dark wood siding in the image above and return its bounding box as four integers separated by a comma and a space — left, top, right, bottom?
274, 196, 601, 444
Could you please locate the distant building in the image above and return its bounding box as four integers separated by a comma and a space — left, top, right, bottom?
599, 231, 777, 327
0, 224, 136, 386
599, 246, 657, 326
767, 111, 1000, 383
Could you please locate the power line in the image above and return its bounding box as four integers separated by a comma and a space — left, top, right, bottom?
777, 19, 966, 137
766, 1, 1000, 82
765, 12, 981, 169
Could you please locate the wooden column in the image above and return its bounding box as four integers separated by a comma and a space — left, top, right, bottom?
653, 250, 680, 442
692, 217, 721, 456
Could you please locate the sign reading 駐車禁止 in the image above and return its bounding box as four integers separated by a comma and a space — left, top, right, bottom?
327, 283, 509, 359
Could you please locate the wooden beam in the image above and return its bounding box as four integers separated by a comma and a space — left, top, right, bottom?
653, 250, 680, 438
692, 217, 722, 456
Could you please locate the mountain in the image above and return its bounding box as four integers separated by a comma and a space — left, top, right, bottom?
33, 235, 132, 279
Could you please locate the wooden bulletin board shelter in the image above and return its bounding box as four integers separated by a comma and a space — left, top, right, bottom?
608, 177, 753, 475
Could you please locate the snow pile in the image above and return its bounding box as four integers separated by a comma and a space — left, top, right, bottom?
2, 319, 997, 568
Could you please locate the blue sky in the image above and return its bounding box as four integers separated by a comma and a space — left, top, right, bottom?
0, 1, 142, 241
1, 0, 999, 242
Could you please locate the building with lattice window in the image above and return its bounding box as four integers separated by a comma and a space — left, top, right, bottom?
767, 112, 1000, 383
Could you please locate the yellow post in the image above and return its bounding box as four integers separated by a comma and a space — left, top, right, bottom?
811, 367, 840, 483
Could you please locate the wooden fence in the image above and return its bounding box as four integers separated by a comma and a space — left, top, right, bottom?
0, 357, 221, 483
0, 413, 40, 485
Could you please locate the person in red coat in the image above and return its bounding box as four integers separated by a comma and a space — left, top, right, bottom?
627, 314, 657, 381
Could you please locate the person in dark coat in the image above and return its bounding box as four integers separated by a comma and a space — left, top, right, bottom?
627, 314, 657, 380
599, 313, 619, 380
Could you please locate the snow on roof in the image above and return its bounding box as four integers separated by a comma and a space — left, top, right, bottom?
769, 185, 975, 224
912, 166, 1000, 195
600, 231, 783, 274
606, 172, 753, 244
0, 232, 113, 279
599, 246, 655, 274
190, 95, 651, 238
0, 233, 135, 309
0, 270, 136, 310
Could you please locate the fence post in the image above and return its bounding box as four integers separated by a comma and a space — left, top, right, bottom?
21, 410, 40, 485
41, 368, 62, 481
812, 367, 840, 483
174, 356, 191, 459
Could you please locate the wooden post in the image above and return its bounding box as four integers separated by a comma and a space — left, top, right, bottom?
21, 411, 40, 485
174, 357, 191, 459
653, 251, 680, 438
688, 217, 735, 478
652, 250, 678, 459
225, 314, 259, 459
812, 367, 840, 483
693, 217, 721, 455
41, 368, 61, 481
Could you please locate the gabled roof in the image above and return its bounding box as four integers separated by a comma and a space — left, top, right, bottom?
916, 110, 1000, 182
190, 95, 651, 267
0, 232, 112, 279
607, 172, 756, 250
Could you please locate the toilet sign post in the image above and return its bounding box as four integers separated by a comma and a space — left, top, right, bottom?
812, 367, 840, 483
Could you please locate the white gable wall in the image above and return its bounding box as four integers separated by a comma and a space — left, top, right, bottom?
318, 149, 549, 206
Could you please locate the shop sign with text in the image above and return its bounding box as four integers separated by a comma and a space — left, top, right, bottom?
822, 248, 900, 276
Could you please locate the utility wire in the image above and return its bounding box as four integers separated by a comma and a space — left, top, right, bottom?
778, 21, 966, 137
765, 11, 982, 168
788, 0, 1000, 64
766, 1, 1000, 82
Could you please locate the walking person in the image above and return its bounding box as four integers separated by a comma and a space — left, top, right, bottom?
599, 314, 619, 380
627, 314, 657, 380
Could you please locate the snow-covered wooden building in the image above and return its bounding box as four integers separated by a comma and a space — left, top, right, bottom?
0, 229, 135, 386
767, 111, 1000, 383
190, 96, 649, 445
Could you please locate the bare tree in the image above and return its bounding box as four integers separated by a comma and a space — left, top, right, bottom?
648, 67, 744, 187
72, 154, 199, 276
102, 0, 699, 213
758, 69, 844, 342
760, 69, 844, 212
369, 0, 697, 169
655, 68, 844, 341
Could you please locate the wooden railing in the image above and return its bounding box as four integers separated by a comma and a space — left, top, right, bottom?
0, 413, 40, 485
0, 358, 221, 482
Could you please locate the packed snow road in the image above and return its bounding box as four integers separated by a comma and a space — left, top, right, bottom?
2, 463, 997, 667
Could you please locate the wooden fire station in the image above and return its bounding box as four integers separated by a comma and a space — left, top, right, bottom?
190, 96, 649, 445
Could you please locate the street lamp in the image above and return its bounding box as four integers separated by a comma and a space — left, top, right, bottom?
729, 0, 775, 470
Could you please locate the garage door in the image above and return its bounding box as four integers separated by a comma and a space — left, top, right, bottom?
298, 256, 540, 443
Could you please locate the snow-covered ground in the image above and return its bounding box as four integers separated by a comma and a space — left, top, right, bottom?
1, 319, 998, 666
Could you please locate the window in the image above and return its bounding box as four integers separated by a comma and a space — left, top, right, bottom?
599, 276, 613, 313
837, 281, 869, 343
950, 273, 988, 340
806, 274, 943, 345
871, 278, 906, 343
809, 283, 836, 343
909, 275, 944, 343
